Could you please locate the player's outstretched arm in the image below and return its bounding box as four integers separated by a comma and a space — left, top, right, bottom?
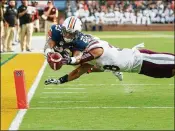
68, 63, 94, 82
45, 63, 94, 85
61, 48, 103, 65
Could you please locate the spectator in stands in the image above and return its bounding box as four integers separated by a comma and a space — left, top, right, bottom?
67, 0, 174, 29
130, 10, 137, 24
98, 18, 103, 31
0, 3, 4, 52
150, 4, 158, 23
114, 7, 120, 24
164, 3, 174, 23
136, 9, 143, 24
18, 0, 34, 52
3, 0, 17, 52
32, 1, 40, 32
1, 0, 8, 52
43, 0, 58, 40
142, 7, 151, 25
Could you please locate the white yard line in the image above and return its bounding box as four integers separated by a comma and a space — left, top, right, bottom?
44, 88, 85, 90
42, 92, 87, 94
40, 96, 87, 99
30, 106, 174, 110
38, 101, 89, 103
44, 83, 174, 87
8, 60, 47, 130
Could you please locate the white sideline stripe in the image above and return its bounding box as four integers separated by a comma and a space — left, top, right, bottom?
38, 101, 89, 103
42, 92, 87, 94
44, 88, 85, 90
30, 106, 174, 110
44, 83, 174, 87
9, 60, 47, 130
40, 96, 87, 99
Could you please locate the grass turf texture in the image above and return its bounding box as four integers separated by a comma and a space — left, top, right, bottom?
19, 32, 174, 130
0, 54, 17, 66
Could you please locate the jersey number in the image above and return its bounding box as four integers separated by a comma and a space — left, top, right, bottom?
55, 25, 61, 31
80, 36, 89, 43
103, 65, 120, 71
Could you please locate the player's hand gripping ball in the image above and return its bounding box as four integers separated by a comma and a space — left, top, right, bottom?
47, 52, 63, 70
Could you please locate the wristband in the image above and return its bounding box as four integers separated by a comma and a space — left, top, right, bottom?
70, 57, 77, 64
44, 48, 52, 57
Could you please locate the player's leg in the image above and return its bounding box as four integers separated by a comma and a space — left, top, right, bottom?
26, 23, 33, 51
45, 21, 48, 40
45, 63, 93, 85
139, 49, 175, 78
3, 25, 10, 52
20, 24, 27, 51
7, 27, 15, 51
87, 66, 123, 81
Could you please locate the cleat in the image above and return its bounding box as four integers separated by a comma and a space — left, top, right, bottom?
44, 78, 60, 85
113, 72, 123, 81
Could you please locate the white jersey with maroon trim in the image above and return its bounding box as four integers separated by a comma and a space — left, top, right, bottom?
86, 40, 143, 72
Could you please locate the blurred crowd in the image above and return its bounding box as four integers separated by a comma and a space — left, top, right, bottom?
0, 0, 58, 53
0, 0, 174, 53
66, 0, 175, 26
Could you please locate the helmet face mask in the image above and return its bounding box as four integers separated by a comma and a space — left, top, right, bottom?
62, 26, 78, 43
62, 16, 82, 43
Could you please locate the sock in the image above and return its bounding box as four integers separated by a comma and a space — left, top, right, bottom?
59, 74, 68, 84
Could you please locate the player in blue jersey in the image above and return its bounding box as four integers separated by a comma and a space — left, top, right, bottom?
44, 16, 123, 81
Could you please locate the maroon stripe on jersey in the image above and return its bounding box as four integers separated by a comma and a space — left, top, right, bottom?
139, 49, 175, 56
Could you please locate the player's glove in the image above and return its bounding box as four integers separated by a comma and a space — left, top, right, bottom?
44, 78, 60, 85
61, 57, 71, 65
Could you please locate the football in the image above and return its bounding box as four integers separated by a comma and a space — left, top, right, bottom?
47, 52, 63, 70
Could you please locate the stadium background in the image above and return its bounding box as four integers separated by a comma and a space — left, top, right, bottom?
1, 0, 174, 130
16, 0, 175, 31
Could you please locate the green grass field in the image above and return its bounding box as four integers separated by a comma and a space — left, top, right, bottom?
19, 31, 174, 130
1, 54, 17, 66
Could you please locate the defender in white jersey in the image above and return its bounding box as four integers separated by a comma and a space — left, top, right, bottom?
85, 40, 142, 73
45, 39, 175, 85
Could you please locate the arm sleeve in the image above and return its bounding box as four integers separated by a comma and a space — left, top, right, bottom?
79, 51, 94, 64
70, 51, 94, 65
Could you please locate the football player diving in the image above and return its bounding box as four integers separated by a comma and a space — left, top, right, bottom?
44, 18, 175, 85
44, 16, 123, 81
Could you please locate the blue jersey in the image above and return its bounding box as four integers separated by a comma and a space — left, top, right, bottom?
49, 24, 95, 56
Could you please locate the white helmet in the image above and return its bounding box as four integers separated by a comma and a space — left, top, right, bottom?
62, 16, 82, 43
